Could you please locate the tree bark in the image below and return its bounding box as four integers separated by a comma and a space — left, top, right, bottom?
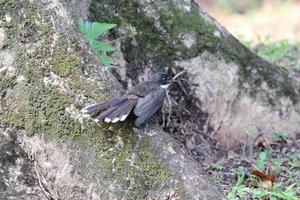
0, 0, 225, 199
90, 0, 300, 146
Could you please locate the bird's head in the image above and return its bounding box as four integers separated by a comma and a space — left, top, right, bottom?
150, 72, 173, 89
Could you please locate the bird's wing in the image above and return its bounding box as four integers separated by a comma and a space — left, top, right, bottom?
128, 81, 159, 97
133, 88, 165, 125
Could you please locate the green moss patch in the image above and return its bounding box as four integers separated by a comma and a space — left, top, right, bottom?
90, 1, 220, 76
0, 75, 16, 97
97, 129, 170, 198
68, 74, 110, 102
1, 82, 81, 137
160, 7, 216, 58
0, 1, 49, 47
133, 138, 170, 189
73, 121, 170, 198
52, 38, 79, 77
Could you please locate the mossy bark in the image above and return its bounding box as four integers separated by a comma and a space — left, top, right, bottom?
0, 0, 225, 199
90, 0, 298, 101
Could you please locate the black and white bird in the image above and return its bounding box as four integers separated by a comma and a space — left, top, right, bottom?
81, 72, 173, 126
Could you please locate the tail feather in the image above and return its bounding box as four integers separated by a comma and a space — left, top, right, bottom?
81, 98, 126, 116
94, 99, 137, 123
82, 97, 137, 123
105, 99, 137, 122
81, 103, 109, 115
94, 106, 118, 122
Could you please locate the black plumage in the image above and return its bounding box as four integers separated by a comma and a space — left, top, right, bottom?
81, 72, 172, 126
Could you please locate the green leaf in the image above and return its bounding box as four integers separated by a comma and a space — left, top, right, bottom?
273, 131, 287, 142
78, 18, 85, 33
90, 40, 116, 52
256, 151, 267, 169
79, 18, 116, 40
88, 23, 116, 40
99, 55, 113, 68
242, 126, 256, 136
127, 23, 137, 37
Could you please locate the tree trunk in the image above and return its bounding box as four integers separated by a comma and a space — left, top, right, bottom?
90, 0, 300, 146
0, 0, 225, 199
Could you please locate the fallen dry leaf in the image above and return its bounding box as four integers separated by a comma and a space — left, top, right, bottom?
261, 179, 273, 189
251, 168, 276, 189
254, 136, 270, 149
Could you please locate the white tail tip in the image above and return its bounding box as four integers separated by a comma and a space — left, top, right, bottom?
82, 114, 90, 118
104, 118, 111, 123
120, 115, 128, 121
81, 108, 89, 114
112, 118, 120, 123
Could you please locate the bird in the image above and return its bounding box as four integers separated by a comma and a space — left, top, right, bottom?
81, 72, 173, 126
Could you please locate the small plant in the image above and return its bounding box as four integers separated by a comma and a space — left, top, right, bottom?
271, 158, 284, 173
288, 154, 300, 169
79, 18, 137, 68
227, 146, 299, 200
214, 0, 260, 13
273, 131, 287, 142
254, 39, 300, 70
251, 183, 298, 200
210, 162, 224, 171
227, 169, 298, 200
227, 168, 248, 199
257, 39, 291, 62
256, 151, 267, 169
242, 126, 256, 136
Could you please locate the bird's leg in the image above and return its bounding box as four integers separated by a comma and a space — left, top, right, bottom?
133, 127, 141, 135
166, 91, 171, 105
133, 123, 153, 137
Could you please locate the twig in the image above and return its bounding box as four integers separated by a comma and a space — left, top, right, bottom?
167, 101, 172, 127
172, 70, 186, 80
176, 80, 188, 95
34, 161, 61, 200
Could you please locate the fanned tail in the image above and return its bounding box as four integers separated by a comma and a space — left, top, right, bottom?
95, 99, 137, 123
81, 98, 137, 123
